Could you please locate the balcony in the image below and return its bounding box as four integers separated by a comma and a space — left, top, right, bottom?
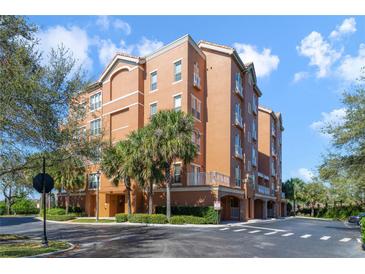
234, 145, 243, 159
252, 130, 257, 141
271, 147, 277, 157
234, 115, 243, 128
257, 184, 270, 196
281, 192, 286, 199
186, 171, 240, 188
193, 73, 201, 89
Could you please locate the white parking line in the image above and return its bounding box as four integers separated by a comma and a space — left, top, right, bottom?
264, 231, 277, 235
320, 236, 331, 241
233, 229, 247, 232
300, 234, 312, 239
219, 228, 229, 231
282, 233, 294, 237
248, 230, 261, 234
339, 238, 351, 242
231, 225, 286, 232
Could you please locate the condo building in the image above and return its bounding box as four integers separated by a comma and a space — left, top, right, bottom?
58, 34, 286, 221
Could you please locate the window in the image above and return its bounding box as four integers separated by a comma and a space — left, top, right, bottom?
271, 120, 276, 136
248, 72, 253, 86
150, 102, 157, 117
248, 102, 252, 114
252, 120, 257, 140
90, 92, 102, 111
174, 60, 182, 82
235, 134, 242, 158
90, 119, 101, 136
235, 165, 241, 187
271, 159, 276, 176
252, 95, 257, 115
235, 103, 242, 127
235, 72, 243, 96
173, 164, 182, 184
191, 95, 201, 120
191, 165, 200, 185
252, 146, 257, 166
150, 71, 157, 91
173, 95, 182, 111
192, 130, 201, 153
88, 174, 99, 189
193, 62, 200, 88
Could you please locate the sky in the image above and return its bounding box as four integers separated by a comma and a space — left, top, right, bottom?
28, 15, 365, 183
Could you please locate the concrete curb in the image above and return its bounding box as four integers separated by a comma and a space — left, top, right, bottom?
294, 216, 336, 221
27, 242, 75, 258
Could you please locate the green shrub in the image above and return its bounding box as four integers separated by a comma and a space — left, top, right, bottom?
169, 215, 206, 224
128, 214, 167, 224
46, 214, 76, 221
0, 201, 6, 215
47, 208, 66, 216
156, 206, 219, 223
12, 199, 39, 215
361, 218, 365, 243
115, 213, 128, 223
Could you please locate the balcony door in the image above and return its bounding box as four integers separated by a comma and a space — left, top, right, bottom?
191, 165, 200, 185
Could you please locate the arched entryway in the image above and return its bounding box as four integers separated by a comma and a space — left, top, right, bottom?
254, 199, 264, 219
267, 200, 275, 218
220, 196, 240, 221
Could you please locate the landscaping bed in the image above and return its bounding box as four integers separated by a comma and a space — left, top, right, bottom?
0, 234, 71, 258
71, 218, 115, 223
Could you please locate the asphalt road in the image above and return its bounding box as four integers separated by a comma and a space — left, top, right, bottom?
1, 216, 364, 258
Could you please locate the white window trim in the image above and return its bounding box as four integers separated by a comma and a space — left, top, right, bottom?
150, 70, 158, 92
149, 101, 158, 116
173, 94, 182, 111
173, 59, 183, 82
191, 94, 201, 122
172, 79, 183, 85
172, 92, 183, 97
90, 92, 102, 113
172, 57, 183, 64
90, 118, 102, 136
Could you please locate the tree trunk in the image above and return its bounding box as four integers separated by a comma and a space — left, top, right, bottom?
125, 177, 132, 215
311, 205, 314, 217
148, 180, 153, 214
293, 199, 296, 216
6, 187, 12, 215
165, 165, 172, 219
65, 193, 70, 215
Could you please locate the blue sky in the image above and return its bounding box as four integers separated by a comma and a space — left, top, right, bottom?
28, 15, 365, 182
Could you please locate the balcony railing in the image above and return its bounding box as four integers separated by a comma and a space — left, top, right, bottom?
234, 85, 243, 98
281, 192, 286, 199
193, 73, 201, 89
234, 145, 243, 158
257, 184, 271, 196
186, 171, 240, 188
234, 115, 243, 128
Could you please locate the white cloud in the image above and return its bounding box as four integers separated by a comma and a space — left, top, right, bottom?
233, 43, 279, 77
310, 108, 347, 138
96, 16, 131, 35
296, 168, 315, 182
336, 43, 365, 83
37, 25, 92, 71
113, 19, 131, 35
98, 39, 134, 66
96, 16, 110, 30
329, 17, 356, 39
297, 31, 342, 78
292, 71, 309, 83
136, 37, 164, 56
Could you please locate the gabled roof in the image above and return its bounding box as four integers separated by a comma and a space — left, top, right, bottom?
258, 106, 284, 131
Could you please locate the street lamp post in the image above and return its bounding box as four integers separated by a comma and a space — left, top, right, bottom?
95, 170, 101, 222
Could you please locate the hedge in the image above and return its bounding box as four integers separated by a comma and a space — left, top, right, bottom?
12, 199, 39, 215
46, 214, 76, 221
169, 215, 206, 224
47, 208, 66, 216
361, 218, 365, 244
155, 206, 219, 224
0, 201, 6, 215
115, 213, 128, 223
128, 214, 167, 224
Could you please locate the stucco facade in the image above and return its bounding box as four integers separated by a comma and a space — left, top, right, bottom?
58, 34, 286, 221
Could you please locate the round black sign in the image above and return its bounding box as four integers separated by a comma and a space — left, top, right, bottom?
33, 173, 54, 193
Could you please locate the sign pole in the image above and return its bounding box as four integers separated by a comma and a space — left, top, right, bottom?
42, 156, 48, 247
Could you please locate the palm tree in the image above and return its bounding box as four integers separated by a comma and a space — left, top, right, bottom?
149, 110, 197, 219
128, 127, 164, 214
51, 156, 85, 214
101, 140, 133, 214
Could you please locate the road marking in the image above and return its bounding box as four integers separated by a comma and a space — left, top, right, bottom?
300, 234, 312, 239
231, 225, 286, 232
320, 236, 331, 241
248, 230, 261, 234
357, 238, 362, 244
339, 238, 351, 242
282, 233, 294, 237
264, 231, 277, 235
220, 228, 229, 231
233, 229, 247, 232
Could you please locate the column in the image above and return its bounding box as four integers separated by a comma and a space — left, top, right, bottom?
250, 199, 255, 219
240, 199, 246, 222
263, 200, 268, 219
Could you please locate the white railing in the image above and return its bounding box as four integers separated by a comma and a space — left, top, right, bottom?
187, 171, 239, 188
234, 85, 243, 98
257, 184, 270, 196
235, 114, 243, 128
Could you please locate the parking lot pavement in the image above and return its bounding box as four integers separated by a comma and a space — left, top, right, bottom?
0, 216, 364, 258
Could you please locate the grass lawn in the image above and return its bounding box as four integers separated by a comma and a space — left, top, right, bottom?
71, 218, 115, 223
0, 235, 71, 258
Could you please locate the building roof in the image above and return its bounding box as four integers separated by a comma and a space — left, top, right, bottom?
259, 105, 284, 131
